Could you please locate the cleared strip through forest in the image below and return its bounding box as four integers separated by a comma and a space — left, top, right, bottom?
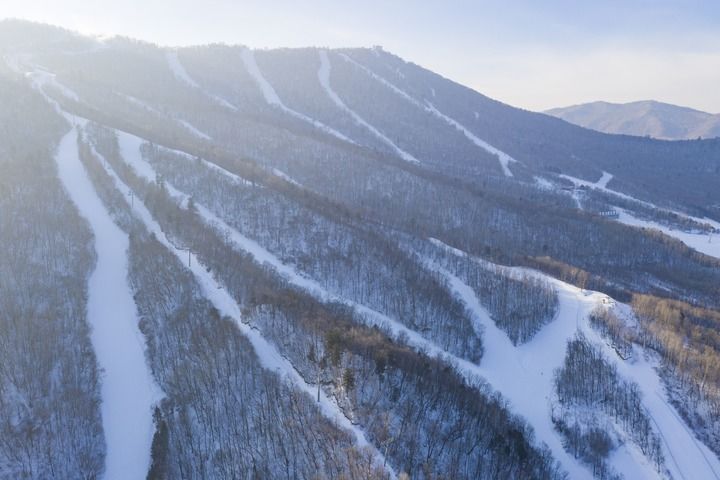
89, 133, 396, 479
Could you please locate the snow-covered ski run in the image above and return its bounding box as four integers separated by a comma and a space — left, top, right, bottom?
560, 172, 720, 260
54, 125, 163, 480
95, 130, 396, 480
109, 130, 598, 478
318, 50, 420, 164
339, 53, 518, 176
431, 238, 720, 480
240, 48, 354, 144
30, 66, 163, 480
165, 50, 240, 112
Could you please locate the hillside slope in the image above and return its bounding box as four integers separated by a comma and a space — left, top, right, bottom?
2, 20, 720, 480
546, 100, 720, 140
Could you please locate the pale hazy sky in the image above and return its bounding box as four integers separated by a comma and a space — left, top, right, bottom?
2, 0, 720, 112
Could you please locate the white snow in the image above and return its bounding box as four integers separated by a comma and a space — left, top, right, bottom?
178, 120, 212, 140
560, 172, 668, 213
98, 132, 395, 479
596, 171, 614, 188
54, 126, 161, 480
431, 237, 720, 480
616, 209, 720, 260
165, 51, 240, 112
121, 94, 163, 116
534, 176, 554, 191
28, 66, 162, 480
425, 102, 517, 177
110, 127, 720, 478
240, 48, 354, 144
114, 134, 596, 477
26, 69, 80, 102
166, 51, 199, 88
339, 53, 518, 176
436, 264, 596, 479
271, 168, 304, 187
318, 51, 419, 164
560, 173, 720, 260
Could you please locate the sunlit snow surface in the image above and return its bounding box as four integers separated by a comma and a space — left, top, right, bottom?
27, 66, 162, 480
432, 238, 720, 480
560, 172, 720, 260
240, 48, 354, 143
54, 127, 162, 480
99, 133, 396, 479
318, 50, 419, 163
340, 53, 518, 176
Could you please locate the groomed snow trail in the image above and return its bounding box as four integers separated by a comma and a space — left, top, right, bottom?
318, 50, 419, 164
616, 209, 720, 260
28, 65, 163, 480
98, 133, 395, 479
436, 265, 595, 479
240, 48, 354, 144
433, 238, 720, 480
596, 171, 614, 188
560, 172, 720, 260
54, 126, 161, 480
165, 51, 240, 112
339, 53, 518, 176
165, 51, 199, 88
115, 136, 594, 477
581, 303, 720, 480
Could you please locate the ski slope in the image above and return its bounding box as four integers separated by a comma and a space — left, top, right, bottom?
108, 127, 720, 479
113, 134, 597, 477
240, 48, 354, 143
97, 131, 395, 479
178, 119, 212, 140
560, 172, 720, 260
318, 50, 419, 164
54, 126, 161, 480
432, 238, 720, 480
339, 53, 518, 176
616, 209, 720, 260
29, 65, 162, 480
166, 51, 240, 112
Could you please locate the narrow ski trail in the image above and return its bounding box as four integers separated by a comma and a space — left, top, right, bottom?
91, 133, 396, 479
53, 125, 162, 480
318, 50, 419, 163
240, 48, 354, 144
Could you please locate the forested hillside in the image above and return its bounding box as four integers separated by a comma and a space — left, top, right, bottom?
1, 20, 719, 480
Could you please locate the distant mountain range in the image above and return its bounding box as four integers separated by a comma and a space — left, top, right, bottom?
546, 100, 720, 140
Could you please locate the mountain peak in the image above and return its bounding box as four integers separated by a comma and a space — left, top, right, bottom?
546, 99, 720, 139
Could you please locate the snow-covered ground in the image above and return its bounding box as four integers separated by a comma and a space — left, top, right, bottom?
318, 50, 419, 164
166, 51, 200, 88
31, 66, 162, 480
55, 126, 161, 480
100, 121, 720, 479
239, 48, 354, 143
596, 171, 614, 188
115, 131, 595, 476
617, 209, 720, 260
98, 130, 395, 479
425, 102, 518, 177
155, 144, 255, 187
432, 238, 720, 480
165, 50, 240, 111
559, 172, 720, 260
339, 53, 518, 176
177, 119, 212, 140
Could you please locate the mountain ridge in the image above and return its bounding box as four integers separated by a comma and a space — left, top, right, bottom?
546, 99, 720, 140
